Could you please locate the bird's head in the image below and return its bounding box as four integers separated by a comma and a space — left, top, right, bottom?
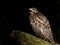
29, 7, 39, 15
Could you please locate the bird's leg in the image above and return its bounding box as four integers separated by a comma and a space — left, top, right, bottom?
44, 37, 49, 42
44, 37, 46, 40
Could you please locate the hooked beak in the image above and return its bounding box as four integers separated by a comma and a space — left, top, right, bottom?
29, 8, 34, 15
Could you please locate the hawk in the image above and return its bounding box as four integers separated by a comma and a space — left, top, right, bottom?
29, 7, 59, 45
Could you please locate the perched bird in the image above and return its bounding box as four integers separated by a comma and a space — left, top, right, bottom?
29, 7, 59, 45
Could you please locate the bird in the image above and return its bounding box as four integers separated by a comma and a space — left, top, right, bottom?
28, 7, 60, 45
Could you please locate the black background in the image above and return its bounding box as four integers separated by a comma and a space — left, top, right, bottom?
0, 0, 60, 45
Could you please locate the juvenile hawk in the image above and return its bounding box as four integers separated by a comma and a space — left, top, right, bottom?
29, 7, 59, 45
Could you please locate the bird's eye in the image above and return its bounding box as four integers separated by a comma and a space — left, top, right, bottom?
32, 8, 35, 10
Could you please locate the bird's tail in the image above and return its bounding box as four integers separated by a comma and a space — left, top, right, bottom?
52, 43, 60, 45
49, 38, 60, 45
